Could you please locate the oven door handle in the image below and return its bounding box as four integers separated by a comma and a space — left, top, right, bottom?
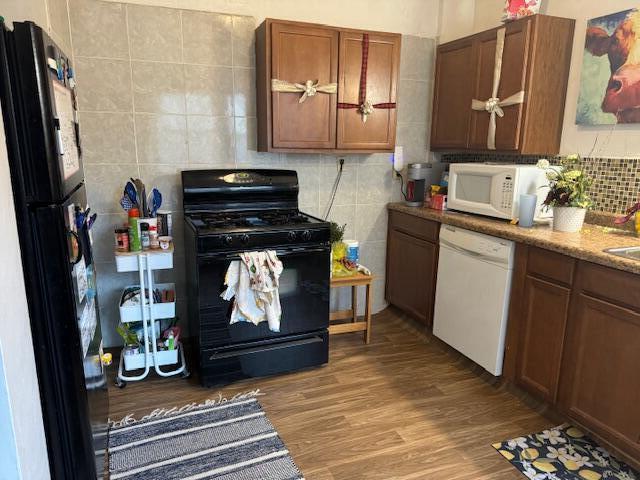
199, 246, 329, 262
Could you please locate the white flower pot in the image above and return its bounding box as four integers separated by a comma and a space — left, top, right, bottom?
552, 207, 587, 233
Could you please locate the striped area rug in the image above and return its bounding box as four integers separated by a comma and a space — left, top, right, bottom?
108, 392, 303, 479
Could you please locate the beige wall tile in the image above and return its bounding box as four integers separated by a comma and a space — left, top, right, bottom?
397, 79, 430, 124
400, 35, 435, 81
187, 116, 235, 165
356, 163, 394, 204
184, 64, 233, 116
84, 163, 139, 214
232, 15, 255, 67
69, 0, 128, 59
182, 11, 232, 66
80, 112, 135, 164
135, 114, 188, 165
319, 157, 358, 208
396, 122, 428, 164
233, 67, 256, 117
127, 4, 182, 62
234, 117, 280, 166
138, 164, 183, 210
47, 0, 72, 52
75, 57, 132, 112
132, 61, 185, 114
355, 204, 388, 243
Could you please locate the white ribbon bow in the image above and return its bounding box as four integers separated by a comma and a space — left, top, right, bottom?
271, 79, 338, 103
470, 28, 525, 150
360, 99, 374, 123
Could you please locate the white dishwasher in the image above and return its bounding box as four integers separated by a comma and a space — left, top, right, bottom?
433, 225, 515, 376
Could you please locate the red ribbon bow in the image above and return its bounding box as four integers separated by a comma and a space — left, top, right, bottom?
337, 33, 396, 121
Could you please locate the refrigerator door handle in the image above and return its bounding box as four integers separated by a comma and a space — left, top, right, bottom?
68, 230, 83, 264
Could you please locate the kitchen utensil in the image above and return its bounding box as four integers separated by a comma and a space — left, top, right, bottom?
124, 181, 138, 210
149, 188, 162, 217
132, 178, 147, 216
86, 213, 97, 230
120, 195, 134, 211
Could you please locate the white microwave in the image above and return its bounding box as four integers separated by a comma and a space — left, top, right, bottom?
447, 163, 551, 220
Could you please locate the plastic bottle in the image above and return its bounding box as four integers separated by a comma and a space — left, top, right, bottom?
128, 208, 141, 252
140, 222, 150, 250
167, 332, 175, 350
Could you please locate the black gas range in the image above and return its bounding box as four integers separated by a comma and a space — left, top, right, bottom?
182, 169, 330, 386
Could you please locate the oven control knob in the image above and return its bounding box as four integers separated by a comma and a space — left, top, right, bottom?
287, 231, 297, 242
240, 234, 250, 245
301, 230, 312, 241
222, 235, 233, 246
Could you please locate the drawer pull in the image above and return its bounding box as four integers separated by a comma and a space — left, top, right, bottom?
209, 336, 324, 360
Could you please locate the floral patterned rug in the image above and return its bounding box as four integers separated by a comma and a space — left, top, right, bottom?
493, 424, 639, 480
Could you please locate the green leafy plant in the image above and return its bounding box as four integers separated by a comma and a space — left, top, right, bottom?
537, 155, 593, 210
116, 323, 139, 346
329, 222, 346, 244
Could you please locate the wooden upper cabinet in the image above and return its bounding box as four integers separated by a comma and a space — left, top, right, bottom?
430, 38, 475, 149
469, 21, 530, 151
270, 23, 338, 149
337, 32, 400, 150
431, 14, 575, 155
256, 19, 401, 153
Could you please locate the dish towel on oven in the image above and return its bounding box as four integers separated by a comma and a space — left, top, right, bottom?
221, 250, 284, 332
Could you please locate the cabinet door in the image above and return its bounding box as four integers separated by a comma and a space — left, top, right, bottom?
559, 293, 640, 457
271, 22, 338, 149
516, 275, 570, 403
430, 38, 475, 149
469, 20, 531, 151
386, 229, 437, 326
337, 31, 400, 150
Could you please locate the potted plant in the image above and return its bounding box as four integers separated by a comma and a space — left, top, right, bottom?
537, 155, 593, 233
116, 323, 140, 355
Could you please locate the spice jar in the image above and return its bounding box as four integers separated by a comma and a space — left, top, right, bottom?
140, 222, 150, 250
149, 224, 160, 249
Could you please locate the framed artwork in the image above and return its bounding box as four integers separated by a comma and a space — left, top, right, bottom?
576, 9, 640, 125
502, 0, 542, 22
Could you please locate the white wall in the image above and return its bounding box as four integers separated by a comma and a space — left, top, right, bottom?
438, 0, 640, 158
101, 0, 442, 36
0, 99, 51, 478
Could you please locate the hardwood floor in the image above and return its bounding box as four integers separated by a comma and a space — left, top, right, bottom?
107, 308, 553, 479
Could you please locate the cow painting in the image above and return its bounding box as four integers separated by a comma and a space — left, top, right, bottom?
576, 9, 640, 125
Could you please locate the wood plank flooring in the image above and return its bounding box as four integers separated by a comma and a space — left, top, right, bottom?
107, 308, 553, 479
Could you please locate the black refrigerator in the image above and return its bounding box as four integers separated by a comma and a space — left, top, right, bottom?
0, 21, 108, 479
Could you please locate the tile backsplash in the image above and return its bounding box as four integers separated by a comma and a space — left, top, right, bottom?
442, 153, 640, 214
68, 0, 435, 346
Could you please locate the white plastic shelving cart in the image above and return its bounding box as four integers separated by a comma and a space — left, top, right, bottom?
114, 246, 189, 387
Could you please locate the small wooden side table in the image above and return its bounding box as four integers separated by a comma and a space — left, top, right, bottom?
329, 273, 374, 344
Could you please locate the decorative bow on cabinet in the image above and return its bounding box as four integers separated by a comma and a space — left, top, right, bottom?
256, 19, 401, 153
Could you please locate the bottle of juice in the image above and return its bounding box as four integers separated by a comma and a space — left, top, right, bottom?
128, 208, 141, 252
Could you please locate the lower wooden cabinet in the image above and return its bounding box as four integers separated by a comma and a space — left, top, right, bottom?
558, 267, 640, 460
516, 274, 570, 403
507, 246, 640, 463
386, 212, 439, 327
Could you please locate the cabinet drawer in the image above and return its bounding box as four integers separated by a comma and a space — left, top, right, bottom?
389, 211, 439, 243
527, 247, 575, 286
577, 261, 640, 311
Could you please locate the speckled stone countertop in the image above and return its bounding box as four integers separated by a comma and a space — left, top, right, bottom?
388, 203, 640, 275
